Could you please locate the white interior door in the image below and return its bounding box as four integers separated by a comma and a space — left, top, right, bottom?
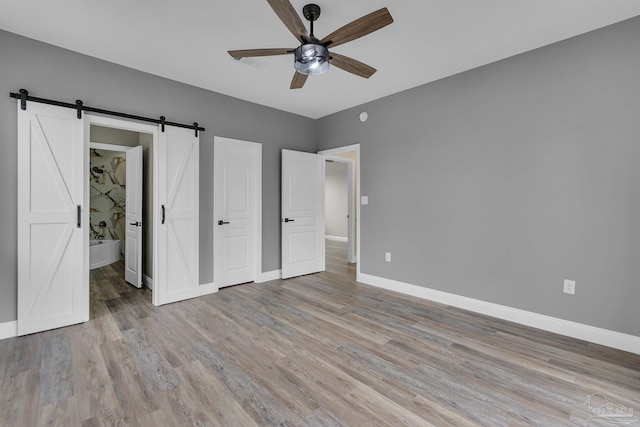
17, 102, 87, 335
155, 126, 199, 305
281, 149, 325, 279
125, 145, 143, 288
214, 138, 260, 288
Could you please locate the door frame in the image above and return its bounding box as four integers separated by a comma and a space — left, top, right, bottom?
323, 156, 355, 263
213, 136, 262, 288
85, 114, 158, 297
88, 142, 143, 287
318, 144, 361, 279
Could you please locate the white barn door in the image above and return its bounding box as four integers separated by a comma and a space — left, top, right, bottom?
155, 126, 199, 305
17, 103, 88, 335
124, 145, 143, 288
281, 149, 325, 279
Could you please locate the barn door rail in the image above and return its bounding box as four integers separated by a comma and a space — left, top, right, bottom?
9, 89, 204, 136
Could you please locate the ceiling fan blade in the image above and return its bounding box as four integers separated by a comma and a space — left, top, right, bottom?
320, 8, 393, 48
228, 48, 292, 59
290, 72, 308, 89
329, 53, 377, 78
266, 0, 309, 42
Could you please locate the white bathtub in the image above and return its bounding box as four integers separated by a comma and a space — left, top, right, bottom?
90, 239, 121, 270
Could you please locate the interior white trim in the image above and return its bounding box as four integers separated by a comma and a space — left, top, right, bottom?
256, 270, 282, 283
318, 144, 360, 278
358, 273, 640, 355
89, 142, 137, 152
319, 144, 361, 154
86, 114, 159, 309
326, 235, 348, 242
0, 321, 18, 340
143, 274, 154, 290
158, 282, 218, 305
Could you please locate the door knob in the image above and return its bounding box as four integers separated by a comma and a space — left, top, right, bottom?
218, 220, 230, 225
284, 218, 295, 222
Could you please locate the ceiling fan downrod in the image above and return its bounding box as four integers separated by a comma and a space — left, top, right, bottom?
303, 3, 321, 40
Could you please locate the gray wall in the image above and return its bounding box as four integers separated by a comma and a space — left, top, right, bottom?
0, 29, 316, 323
317, 16, 640, 336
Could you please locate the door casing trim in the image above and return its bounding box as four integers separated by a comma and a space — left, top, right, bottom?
85, 114, 159, 308
318, 144, 361, 279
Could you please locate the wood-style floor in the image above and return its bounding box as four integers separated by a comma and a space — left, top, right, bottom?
1, 241, 639, 426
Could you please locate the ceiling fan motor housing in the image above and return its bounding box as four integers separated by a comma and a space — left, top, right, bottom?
303, 4, 321, 22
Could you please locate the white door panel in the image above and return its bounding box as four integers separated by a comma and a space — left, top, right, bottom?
17, 103, 87, 335
214, 138, 259, 288
155, 126, 199, 305
125, 145, 143, 287
281, 150, 324, 279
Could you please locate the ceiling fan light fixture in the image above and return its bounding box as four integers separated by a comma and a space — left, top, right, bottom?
294, 44, 330, 76
228, 2, 393, 89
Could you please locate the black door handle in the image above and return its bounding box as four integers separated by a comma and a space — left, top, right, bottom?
284, 218, 295, 222
162, 205, 165, 224
218, 220, 230, 225
130, 222, 143, 226
77, 205, 81, 228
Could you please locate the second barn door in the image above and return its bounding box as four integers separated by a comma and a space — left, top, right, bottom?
155, 126, 199, 305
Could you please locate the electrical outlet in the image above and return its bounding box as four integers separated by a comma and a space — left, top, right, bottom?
563, 279, 576, 295
385, 252, 391, 262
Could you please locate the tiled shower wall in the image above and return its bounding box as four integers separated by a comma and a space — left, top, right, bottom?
90, 149, 126, 255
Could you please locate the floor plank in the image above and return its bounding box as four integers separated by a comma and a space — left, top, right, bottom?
1, 245, 639, 426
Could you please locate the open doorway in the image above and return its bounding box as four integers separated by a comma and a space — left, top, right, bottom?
319, 144, 360, 278
88, 123, 154, 293
324, 157, 353, 276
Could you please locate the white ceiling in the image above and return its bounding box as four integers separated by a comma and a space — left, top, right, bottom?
2, 1, 640, 119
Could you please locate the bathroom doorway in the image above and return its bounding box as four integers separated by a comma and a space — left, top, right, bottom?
89, 123, 154, 290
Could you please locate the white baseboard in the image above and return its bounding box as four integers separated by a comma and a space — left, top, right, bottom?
256, 270, 282, 283
358, 273, 640, 355
0, 321, 17, 340
143, 274, 153, 290
325, 235, 348, 242
195, 282, 218, 297
155, 282, 218, 306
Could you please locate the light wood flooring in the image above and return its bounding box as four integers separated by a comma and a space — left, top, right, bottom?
1, 242, 639, 426
325, 239, 356, 276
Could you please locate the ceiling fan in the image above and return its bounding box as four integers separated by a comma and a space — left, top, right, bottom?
228, 0, 394, 89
